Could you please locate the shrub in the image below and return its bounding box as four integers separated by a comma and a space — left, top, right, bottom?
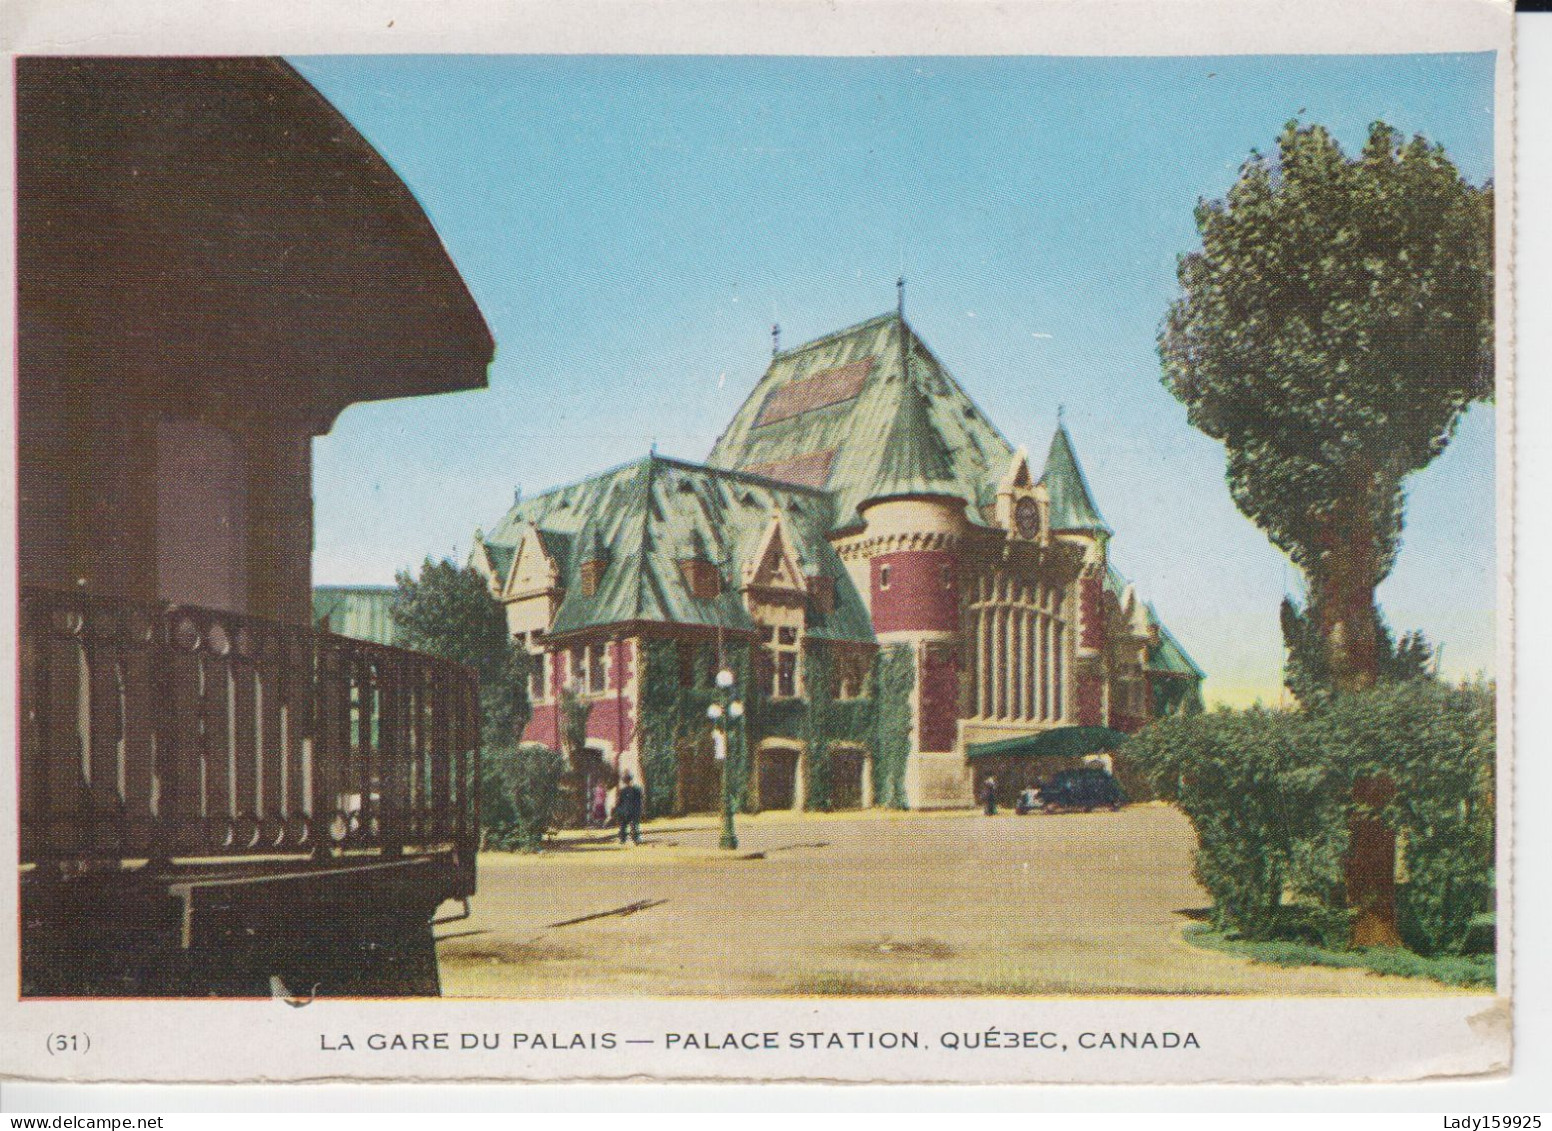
1125, 680, 1496, 956
480, 742, 566, 852
1129, 707, 1348, 942
1316, 679, 1495, 955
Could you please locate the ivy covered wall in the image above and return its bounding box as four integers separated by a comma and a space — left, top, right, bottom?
636, 636, 914, 815
874, 644, 914, 809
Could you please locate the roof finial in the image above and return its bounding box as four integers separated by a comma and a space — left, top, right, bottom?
514, 485, 522, 506
1057, 403, 1066, 425
897, 275, 906, 318
650, 438, 658, 458
771, 322, 781, 357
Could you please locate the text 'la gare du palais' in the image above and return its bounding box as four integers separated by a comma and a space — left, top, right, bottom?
318, 1030, 1202, 1053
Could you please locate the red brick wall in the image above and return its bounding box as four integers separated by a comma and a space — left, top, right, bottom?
871, 550, 958, 634
521, 639, 636, 758
1075, 672, 1104, 727
1078, 575, 1105, 652
918, 645, 959, 752
523, 702, 560, 749
1110, 713, 1144, 735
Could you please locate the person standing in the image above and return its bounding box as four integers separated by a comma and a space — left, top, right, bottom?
590, 781, 608, 829
982, 775, 998, 817
615, 771, 644, 845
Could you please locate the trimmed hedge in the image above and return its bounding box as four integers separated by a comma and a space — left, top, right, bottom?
1125, 679, 1495, 956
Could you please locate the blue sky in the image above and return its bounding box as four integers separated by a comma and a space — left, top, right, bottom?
292, 52, 1497, 707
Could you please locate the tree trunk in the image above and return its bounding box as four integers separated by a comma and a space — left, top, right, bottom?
1345, 774, 1403, 948
1309, 548, 1380, 694
1310, 494, 1402, 947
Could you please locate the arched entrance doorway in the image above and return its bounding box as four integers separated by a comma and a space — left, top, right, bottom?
828, 745, 869, 810
753, 742, 802, 811
675, 731, 721, 814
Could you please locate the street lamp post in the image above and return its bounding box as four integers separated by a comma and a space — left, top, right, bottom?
707, 667, 744, 850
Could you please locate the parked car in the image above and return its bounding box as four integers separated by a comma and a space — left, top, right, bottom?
1038, 767, 1126, 813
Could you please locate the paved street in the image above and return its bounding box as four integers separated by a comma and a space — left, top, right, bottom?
438, 804, 1472, 998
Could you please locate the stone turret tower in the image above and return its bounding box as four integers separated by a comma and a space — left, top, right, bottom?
853, 366, 971, 805
1038, 422, 1114, 727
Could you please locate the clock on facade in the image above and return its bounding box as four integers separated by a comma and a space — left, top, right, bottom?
1014, 495, 1041, 540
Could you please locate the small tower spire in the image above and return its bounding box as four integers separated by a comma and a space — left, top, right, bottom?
897, 275, 906, 318
771, 322, 781, 357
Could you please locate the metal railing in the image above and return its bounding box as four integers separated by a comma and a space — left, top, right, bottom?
19, 588, 481, 895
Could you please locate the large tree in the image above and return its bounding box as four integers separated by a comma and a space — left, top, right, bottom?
391, 558, 531, 748
1160, 121, 1493, 693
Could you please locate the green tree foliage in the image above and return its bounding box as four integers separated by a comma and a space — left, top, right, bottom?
392, 558, 545, 844
1377, 624, 1436, 685
1282, 596, 1436, 704
1130, 707, 1350, 944
391, 558, 531, 748
480, 742, 567, 852
1126, 679, 1495, 955
1315, 680, 1495, 955
1161, 122, 1493, 692
557, 683, 594, 773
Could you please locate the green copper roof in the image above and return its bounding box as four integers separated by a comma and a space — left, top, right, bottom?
483, 455, 874, 644
313, 585, 397, 646
1103, 561, 1130, 600
1040, 424, 1111, 534
1146, 604, 1206, 679
1100, 569, 1204, 684
706, 312, 1014, 530
861, 375, 957, 505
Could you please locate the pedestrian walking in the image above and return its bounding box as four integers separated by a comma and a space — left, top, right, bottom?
590, 781, 608, 829
982, 775, 998, 816
614, 771, 644, 845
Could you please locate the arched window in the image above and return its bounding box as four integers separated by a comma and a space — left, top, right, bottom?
967, 571, 1067, 723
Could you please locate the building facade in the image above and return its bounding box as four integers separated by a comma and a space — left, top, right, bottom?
475, 311, 1202, 811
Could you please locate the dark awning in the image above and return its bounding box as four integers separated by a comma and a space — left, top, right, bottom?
965, 726, 1130, 760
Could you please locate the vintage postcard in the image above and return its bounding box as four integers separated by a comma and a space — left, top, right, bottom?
0, 0, 1516, 1086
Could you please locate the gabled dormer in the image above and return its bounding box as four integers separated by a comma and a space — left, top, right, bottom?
742, 509, 808, 607
470, 529, 505, 590
500, 521, 567, 635
994, 447, 1051, 544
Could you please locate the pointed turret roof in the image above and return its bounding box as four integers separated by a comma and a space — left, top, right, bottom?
861, 376, 958, 506
706, 312, 1012, 530
1039, 423, 1111, 534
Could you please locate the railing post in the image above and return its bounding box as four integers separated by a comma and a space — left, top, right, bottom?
20, 587, 482, 881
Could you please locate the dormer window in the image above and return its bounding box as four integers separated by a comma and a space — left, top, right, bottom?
679, 558, 721, 601
579, 558, 607, 597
